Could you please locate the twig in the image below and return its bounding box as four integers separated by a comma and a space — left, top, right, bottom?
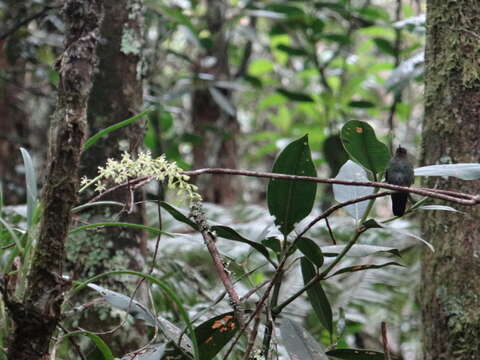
381, 322, 391, 360
324, 217, 337, 245
200, 229, 245, 327
87, 169, 480, 206
183, 168, 480, 205
242, 309, 262, 360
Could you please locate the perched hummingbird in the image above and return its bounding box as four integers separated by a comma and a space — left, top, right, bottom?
385, 146, 414, 216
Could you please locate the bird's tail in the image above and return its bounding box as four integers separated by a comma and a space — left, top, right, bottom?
391, 192, 408, 216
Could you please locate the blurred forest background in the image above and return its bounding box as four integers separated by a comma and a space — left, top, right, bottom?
0, 0, 479, 359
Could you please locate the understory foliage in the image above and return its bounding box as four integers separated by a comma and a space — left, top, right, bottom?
3, 1, 480, 359
2, 119, 479, 360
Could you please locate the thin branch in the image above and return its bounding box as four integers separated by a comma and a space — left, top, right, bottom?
87, 169, 480, 206
199, 229, 245, 327
324, 217, 337, 245
381, 322, 391, 360
183, 168, 480, 205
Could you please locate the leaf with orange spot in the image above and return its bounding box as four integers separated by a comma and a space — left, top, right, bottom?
164, 312, 239, 360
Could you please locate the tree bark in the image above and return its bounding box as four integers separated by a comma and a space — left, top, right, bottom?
191, 0, 239, 205
0, 0, 29, 204
77, 0, 146, 278
5, 1, 102, 359
421, 1, 480, 359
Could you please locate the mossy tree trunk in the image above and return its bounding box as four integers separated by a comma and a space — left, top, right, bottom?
421, 1, 480, 359
5, 1, 102, 359
191, 0, 239, 205
78, 0, 146, 279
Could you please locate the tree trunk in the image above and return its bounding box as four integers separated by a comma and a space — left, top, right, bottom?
6, 1, 102, 359
191, 0, 239, 205
78, 0, 146, 279
0, 0, 29, 204
421, 1, 480, 359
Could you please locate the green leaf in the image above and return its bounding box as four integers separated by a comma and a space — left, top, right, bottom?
301, 257, 332, 335
329, 262, 404, 277
265, 3, 305, 18
262, 237, 282, 254
83, 109, 153, 151
159, 201, 199, 230
348, 100, 375, 108
196, 312, 238, 360
321, 244, 400, 258
323, 33, 351, 45
297, 238, 324, 267
19, 148, 38, 230
362, 219, 383, 230
248, 59, 274, 76
327, 348, 384, 359
373, 38, 396, 56
0, 216, 23, 253
340, 120, 390, 175
62, 331, 114, 360
276, 44, 309, 56
414, 163, 480, 180
280, 318, 329, 360
267, 135, 317, 235
277, 88, 314, 102
162, 312, 238, 360
211, 225, 272, 263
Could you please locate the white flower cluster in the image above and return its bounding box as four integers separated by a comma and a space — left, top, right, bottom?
80, 151, 202, 203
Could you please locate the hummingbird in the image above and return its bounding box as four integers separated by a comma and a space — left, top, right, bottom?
385, 146, 414, 216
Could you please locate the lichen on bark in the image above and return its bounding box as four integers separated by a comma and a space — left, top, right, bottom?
421, 1, 480, 359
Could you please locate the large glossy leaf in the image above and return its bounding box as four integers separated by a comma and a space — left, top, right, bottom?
280, 318, 329, 360
163, 312, 238, 360
196, 312, 238, 360
340, 121, 390, 175
327, 348, 385, 359
333, 160, 374, 220
301, 257, 332, 335
414, 163, 480, 180
267, 135, 317, 235
297, 237, 324, 267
